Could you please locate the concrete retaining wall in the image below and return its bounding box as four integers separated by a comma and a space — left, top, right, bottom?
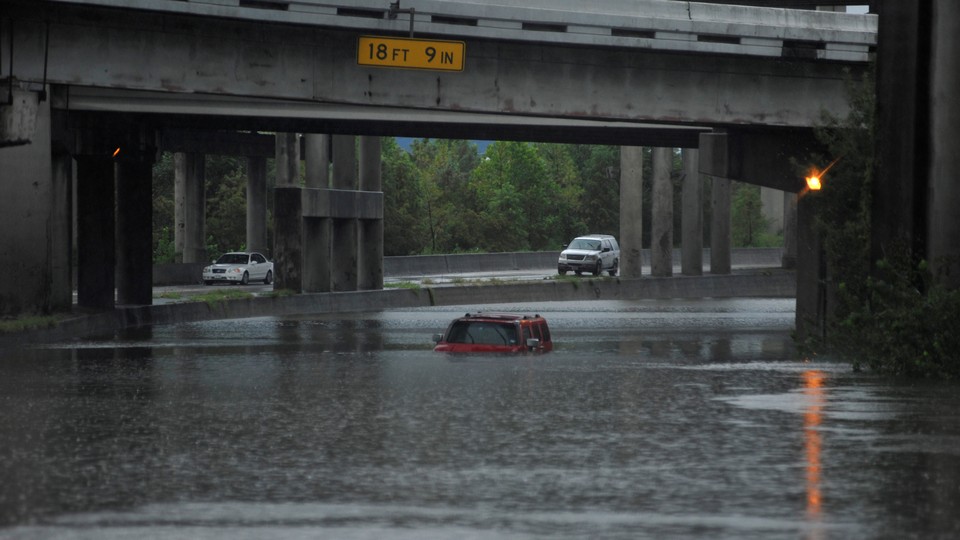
152, 248, 785, 284
8, 269, 795, 346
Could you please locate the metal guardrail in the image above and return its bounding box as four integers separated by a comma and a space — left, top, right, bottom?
50, 0, 876, 61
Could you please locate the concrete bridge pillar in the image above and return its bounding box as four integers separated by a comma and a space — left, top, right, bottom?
872, 0, 926, 274
331, 134, 359, 292
75, 151, 116, 310
274, 132, 302, 291
651, 147, 674, 277
358, 135, 383, 291
174, 153, 206, 264
795, 193, 825, 342
711, 178, 732, 275
115, 142, 155, 306
303, 133, 332, 293
246, 156, 268, 256
928, 0, 960, 288
681, 148, 703, 276
782, 192, 798, 269
619, 146, 644, 278
0, 86, 72, 316
699, 133, 732, 275
49, 126, 74, 313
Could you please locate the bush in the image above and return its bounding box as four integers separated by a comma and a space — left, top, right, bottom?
836, 254, 960, 379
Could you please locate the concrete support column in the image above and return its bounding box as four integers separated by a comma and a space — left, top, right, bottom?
246, 157, 268, 256
782, 192, 798, 269
619, 146, 644, 278
273, 133, 302, 291
174, 153, 206, 264
76, 155, 115, 310
115, 150, 154, 306
872, 0, 927, 272
928, 0, 960, 288
651, 148, 674, 277
358, 135, 383, 290
681, 148, 703, 276
303, 133, 332, 293
795, 194, 825, 342
331, 134, 358, 292
700, 133, 732, 275
710, 178, 732, 275
50, 140, 74, 312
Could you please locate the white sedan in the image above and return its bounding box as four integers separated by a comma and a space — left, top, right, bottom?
202, 252, 274, 286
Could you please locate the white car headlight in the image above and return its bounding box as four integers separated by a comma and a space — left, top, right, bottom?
585, 254, 598, 261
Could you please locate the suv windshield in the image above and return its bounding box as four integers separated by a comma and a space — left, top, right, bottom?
446, 321, 519, 346
568, 238, 601, 250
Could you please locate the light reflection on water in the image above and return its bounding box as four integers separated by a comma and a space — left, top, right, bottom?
2, 299, 960, 539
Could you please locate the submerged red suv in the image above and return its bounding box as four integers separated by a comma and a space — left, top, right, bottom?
433, 312, 553, 353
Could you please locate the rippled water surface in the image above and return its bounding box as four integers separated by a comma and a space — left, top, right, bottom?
2, 299, 959, 539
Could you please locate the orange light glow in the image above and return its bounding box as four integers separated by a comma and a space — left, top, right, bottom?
799, 156, 841, 198
803, 369, 826, 521
113, 147, 121, 158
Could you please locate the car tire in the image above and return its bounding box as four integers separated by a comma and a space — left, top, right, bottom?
575, 270, 582, 276
241, 272, 249, 285
558, 269, 566, 276
204, 280, 213, 286
608, 260, 619, 277
592, 261, 602, 276
264, 270, 273, 285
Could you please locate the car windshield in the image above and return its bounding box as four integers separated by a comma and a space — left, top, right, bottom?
446, 321, 519, 346
569, 238, 601, 250
216, 253, 249, 265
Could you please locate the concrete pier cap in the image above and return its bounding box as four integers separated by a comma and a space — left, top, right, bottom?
0, 83, 40, 147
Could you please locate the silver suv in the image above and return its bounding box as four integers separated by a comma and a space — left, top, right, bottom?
558, 234, 620, 276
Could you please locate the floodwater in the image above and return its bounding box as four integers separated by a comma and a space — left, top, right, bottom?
1, 299, 959, 539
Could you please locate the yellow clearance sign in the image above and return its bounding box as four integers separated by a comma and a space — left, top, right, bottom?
358, 36, 465, 72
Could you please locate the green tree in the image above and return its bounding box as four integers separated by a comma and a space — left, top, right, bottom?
567, 145, 621, 237
152, 153, 176, 263
805, 67, 960, 378
534, 143, 586, 246
204, 155, 249, 258
470, 141, 564, 251
413, 138, 481, 252
731, 182, 771, 247
382, 137, 429, 255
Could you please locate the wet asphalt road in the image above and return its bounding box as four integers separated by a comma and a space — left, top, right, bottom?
2, 298, 960, 539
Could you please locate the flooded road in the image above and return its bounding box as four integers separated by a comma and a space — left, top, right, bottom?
2, 299, 959, 539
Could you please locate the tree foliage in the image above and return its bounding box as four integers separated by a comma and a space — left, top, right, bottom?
810, 66, 960, 379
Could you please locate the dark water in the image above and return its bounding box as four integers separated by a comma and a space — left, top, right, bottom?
2, 299, 959, 539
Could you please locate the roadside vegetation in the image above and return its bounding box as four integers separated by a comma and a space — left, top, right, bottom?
193, 289, 254, 307
805, 66, 960, 379
0, 315, 62, 334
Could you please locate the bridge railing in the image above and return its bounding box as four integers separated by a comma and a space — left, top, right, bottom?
54, 0, 875, 61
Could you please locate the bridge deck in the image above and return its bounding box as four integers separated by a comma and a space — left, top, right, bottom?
52, 0, 875, 61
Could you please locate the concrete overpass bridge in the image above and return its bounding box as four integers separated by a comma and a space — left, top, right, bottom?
0, 0, 885, 335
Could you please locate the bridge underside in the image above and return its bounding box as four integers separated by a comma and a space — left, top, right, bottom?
8, 1, 863, 130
